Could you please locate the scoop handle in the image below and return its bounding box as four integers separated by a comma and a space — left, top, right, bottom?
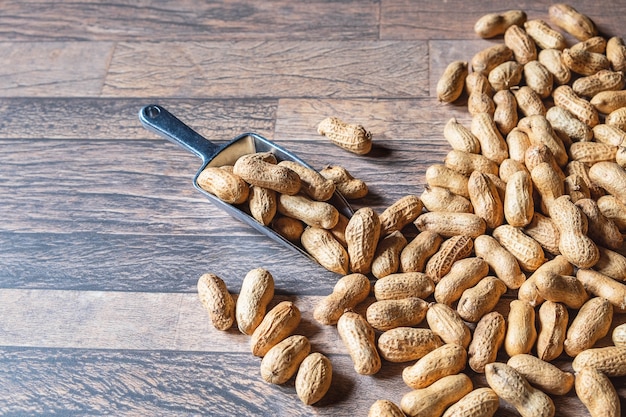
139, 104, 220, 163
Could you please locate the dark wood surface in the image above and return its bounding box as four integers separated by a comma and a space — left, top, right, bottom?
1, 1, 625, 416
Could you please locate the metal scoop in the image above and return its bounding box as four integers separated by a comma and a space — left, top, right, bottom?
138, 104, 354, 260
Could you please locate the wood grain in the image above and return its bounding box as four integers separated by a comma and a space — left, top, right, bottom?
0, 1, 380, 41
103, 41, 428, 98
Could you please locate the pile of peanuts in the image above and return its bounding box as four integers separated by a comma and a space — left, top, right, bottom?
195, 3, 626, 417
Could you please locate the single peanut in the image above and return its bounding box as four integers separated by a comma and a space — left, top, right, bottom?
467, 171, 504, 230
549, 3, 597, 41
468, 311, 506, 373
465, 71, 493, 96
196, 166, 250, 204
548, 195, 600, 268
319, 165, 368, 200
506, 128, 532, 163
563, 47, 610, 76
313, 273, 370, 325
402, 343, 467, 389
571, 36, 607, 53
485, 362, 555, 417
513, 85, 546, 117
470, 112, 510, 164
301, 226, 349, 274
272, 216, 305, 243
576, 269, 626, 311
564, 297, 613, 357
373, 272, 435, 301
420, 186, 473, 213
250, 300, 301, 357
471, 44, 513, 75
523, 60, 553, 98
371, 231, 407, 279
317, 117, 372, 155
606, 106, 626, 130
425, 164, 469, 197
277, 161, 335, 201
573, 69, 625, 97
415, 212, 486, 238
504, 25, 537, 65
507, 354, 574, 396
592, 123, 626, 147
572, 345, 626, 377
434, 257, 489, 305
505, 299, 537, 356
277, 193, 339, 229
504, 170, 534, 227
248, 186, 277, 225
570, 137, 618, 164
399, 230, 443, 273
345, 207, 380, 274
575, 366, 622, 417
537, 301, 569, 361
443, 117, 481, 154
546, 105, 593, 142
425, 234, 474, 283
233, 152, 301, 195
474, 10, 526, 38
197, 273, 235, 331
379, 195, 423, 236
426, 302, 471, 349
488, 61, 523, 91
377, 327, 443, 363
589, 161, 626, 206
492, 224, 546, 272
607, 36, 626, 72
597, 195, 626, 231
366, 297, 429, 332
534, 270, 589, 309
400, 374, 473, 417
260, 334, 311, 384
552, 85, 599, 127
594, 246, 626, 281
474, 234, 525, 289
337, 310, 381, 375
564, 174, 591, 202
493, 89, 518, 135
437, 61, 468, 103
236, 268, 275, 335
467, 91, 495, 116
295, 352, 332, 405
457, 276, 507, 323
444, 150, 499, 176
525, 20, 567, 50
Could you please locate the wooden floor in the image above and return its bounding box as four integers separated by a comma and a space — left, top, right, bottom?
1, 1, 625, 416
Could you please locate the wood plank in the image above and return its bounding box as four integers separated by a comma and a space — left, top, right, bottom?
0, 233, 342, 293
102, 41, 428, 99
381, 0, 626, 41
0, 348, 411, 416
0, 98, 277, 140
0, 42, 114, 97
0, 1, 380, 42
